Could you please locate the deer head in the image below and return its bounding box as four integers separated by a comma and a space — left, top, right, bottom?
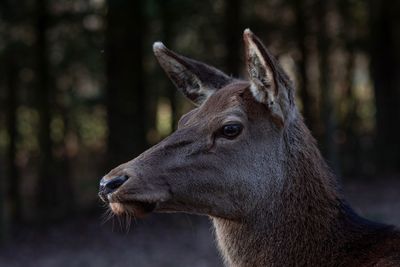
99, 29, 400, 267
99, 29, 298, 219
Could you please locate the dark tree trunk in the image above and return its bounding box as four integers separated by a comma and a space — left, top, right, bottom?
338, 0, 361, 176
294, 0, 315, 132
106, 0, 147, 167
57, 109, 75, 214
0, 161, 8, 241
370, 0, 400, 173
0, 162, 7, 241
224, 0, 242, 76
35, 0, 57, 218
5, 50, 20, 223
317, 0, 339, 173
0, 50, 19, 240
342, 48, 360, 175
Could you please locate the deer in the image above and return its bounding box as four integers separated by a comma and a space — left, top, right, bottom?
99, 29, 400, 266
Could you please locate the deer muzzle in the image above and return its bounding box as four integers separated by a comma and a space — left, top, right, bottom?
98, 175, 129, 203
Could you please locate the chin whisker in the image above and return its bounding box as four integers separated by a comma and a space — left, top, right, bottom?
101, 206, 115, 225
124, 211, 132, 233
117, 213, 124, 232
111, 215, 115, 232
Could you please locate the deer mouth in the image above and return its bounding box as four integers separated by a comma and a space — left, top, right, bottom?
98, 175, 158, 217
99, 174, 172, 218
99, 190, 157, 218
108, 199, 157, 218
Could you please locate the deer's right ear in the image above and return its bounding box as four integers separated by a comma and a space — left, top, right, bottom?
153, 42, 233, 106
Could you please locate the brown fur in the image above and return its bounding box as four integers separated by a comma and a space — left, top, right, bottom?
100, 30, 400, 266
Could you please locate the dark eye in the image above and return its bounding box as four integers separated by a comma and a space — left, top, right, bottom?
222, 124, 243, 138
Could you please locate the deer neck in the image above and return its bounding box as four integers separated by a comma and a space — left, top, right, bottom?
212, 118, 346, 267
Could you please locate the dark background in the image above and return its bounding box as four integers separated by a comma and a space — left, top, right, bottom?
0, 0, 399, 266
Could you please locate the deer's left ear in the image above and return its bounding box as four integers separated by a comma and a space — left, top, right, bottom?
243, 29, 292, 126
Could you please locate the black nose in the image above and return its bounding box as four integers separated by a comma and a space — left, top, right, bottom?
99, 175, 129, 197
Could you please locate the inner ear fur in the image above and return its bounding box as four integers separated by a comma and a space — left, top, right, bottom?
243, 29, 294, 126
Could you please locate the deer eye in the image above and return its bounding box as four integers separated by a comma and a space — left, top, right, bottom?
221, 124, 243, 138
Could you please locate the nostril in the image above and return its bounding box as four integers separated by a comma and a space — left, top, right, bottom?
99, 175, 129, 194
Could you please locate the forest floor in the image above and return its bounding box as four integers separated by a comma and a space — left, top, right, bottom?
1, 177, 400, 267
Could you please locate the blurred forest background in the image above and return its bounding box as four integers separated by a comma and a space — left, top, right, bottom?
0, 0, 399, 266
